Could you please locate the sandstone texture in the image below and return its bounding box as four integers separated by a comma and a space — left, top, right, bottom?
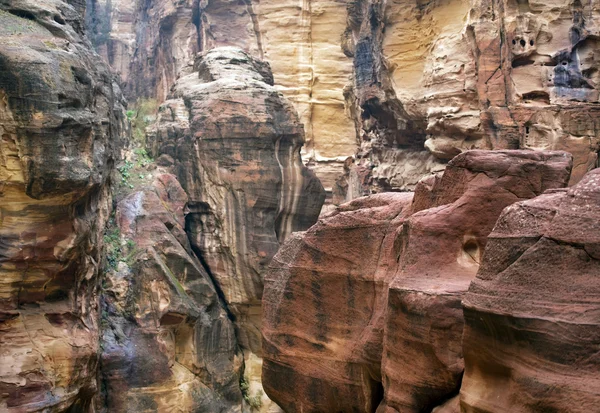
461, 167, 600, 412
262, 150, 573, 412
100, 173, 242, 412
0, 0, 125, 410
149, 47, 324, 411
380, 150, 572, 413
86, 0, 357, 194
262, 192, 413, 412
89, 0, 600, 200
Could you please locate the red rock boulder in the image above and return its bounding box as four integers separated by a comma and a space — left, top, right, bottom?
460, 167, 600, 412
262, 192, 414, 412
380, 150, 573, 412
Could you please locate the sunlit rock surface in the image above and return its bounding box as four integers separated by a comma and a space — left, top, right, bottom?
0, 0, 125, 410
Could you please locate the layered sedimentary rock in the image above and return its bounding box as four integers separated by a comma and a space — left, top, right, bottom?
0, 0, 124, 410
262, 192, 413, 412
88, 0, 600, 200
100, 173, 242, 412
380, 150, 572, 413
461, 167, 600, 412
338, 0, 600, 200
86, 0, 198, 103
86, 0, 357, 193
148, 47, 325, 410
262, 150, 572, 412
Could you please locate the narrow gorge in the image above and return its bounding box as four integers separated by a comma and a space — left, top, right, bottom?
1, 0, 599, 412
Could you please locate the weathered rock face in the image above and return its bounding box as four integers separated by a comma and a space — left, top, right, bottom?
460, 167, 600, 412
380, 150, 573, 413
0, 0, 124, 410
340, 0, 600, 199
149, 47, 325, 411
88, 0, 600, 201
262, 192, 413, 412
86, 0, 357, 194
100, 173, 242, 412
86, 0, 198, 103
262, 150, 573, 413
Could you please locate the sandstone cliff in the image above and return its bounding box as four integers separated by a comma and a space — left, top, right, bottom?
0, 0, 125, 410
148, 47, 325, 411
100, 173, 242, 412
87, 0, 600, 201
262, 149, 573, 412
461, 167, 600, 412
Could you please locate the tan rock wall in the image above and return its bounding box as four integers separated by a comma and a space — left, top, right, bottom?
0, 0, 125, 410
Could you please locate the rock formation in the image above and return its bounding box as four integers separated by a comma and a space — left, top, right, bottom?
86, 0, 357, 194
0, 0, 125, 410
262, 192, 414, 412
262, 150, 573, 412
88, 0, 600, 201
148, 47, 325, 411
461, 167, 600, 412
339, 0, 600, 200
100, 173, 242, 412
380, 150, 572, 412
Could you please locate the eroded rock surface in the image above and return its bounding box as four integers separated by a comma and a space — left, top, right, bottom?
461, 167, 600, 412
262, 192, 413, 412
0, 0, 124, 410
380, 150, 573, 413
100, 173, 242, 412
89, 0, 600, 201
149, 47, 325, 410
262, 150, 573, 413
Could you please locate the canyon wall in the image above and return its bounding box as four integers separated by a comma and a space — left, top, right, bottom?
87, 0, 600, 203
262, 149, 574, 412
0, 0, 125, 410
146, 47, 325, 411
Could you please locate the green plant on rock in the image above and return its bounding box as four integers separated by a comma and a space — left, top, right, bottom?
129, 98, 159, 144
134, 147, 153, 167
103, 225, 122, 270
240, 377, 263, 411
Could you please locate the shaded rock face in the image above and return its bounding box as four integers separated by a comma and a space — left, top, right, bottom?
0, 0, 124, 411
86, 0, 357, 195
262, 150, 573, 413
100, 174, 242, 412
149, 47, 325, 410
85, 0, 198, 103
380, 150, 572, 413
461, 167, 600, 412
262, 192, 414, 412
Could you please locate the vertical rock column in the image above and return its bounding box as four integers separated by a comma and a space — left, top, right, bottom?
149, 46, 325, 410
0, 1, 124, 410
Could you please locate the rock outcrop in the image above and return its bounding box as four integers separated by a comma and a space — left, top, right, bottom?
338, 0, 600, 200
85, 0, 356, 194
100, 173, 242, 412
461, 167, 600, 412
380, 150, 572, 412
0, 0, 124, 410
262, 192, 414, 412
149, 47, 325, 411
88, 0, 600, 201
262, 150, 573, 412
